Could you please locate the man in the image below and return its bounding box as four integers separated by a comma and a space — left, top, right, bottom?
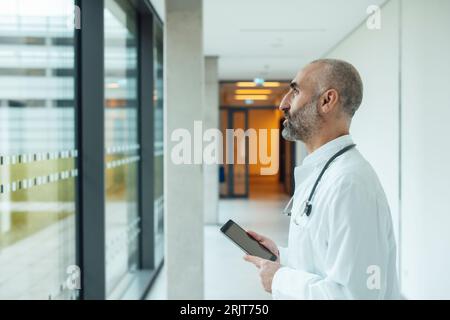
244, 59, 400, 299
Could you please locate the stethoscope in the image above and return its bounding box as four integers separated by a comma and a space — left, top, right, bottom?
282, 144, 356, 225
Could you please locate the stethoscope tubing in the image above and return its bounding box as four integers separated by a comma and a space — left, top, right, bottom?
283, 143, 357, 223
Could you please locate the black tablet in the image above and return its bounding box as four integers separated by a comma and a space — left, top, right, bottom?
220, 219, 277, 261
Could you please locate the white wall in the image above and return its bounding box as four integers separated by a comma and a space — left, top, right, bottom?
400, 0, 450, 299
326, 0, 401, 251
325, 0, 450, 299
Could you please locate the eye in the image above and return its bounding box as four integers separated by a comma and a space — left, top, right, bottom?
292, 88, 299, 96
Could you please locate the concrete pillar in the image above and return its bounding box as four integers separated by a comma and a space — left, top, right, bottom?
203, 56, 219, 225
164, 0, 204, 299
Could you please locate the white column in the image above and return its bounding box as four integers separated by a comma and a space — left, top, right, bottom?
400, 0, 450, 299
203, 56, 219, 225
164, 0, 204, 299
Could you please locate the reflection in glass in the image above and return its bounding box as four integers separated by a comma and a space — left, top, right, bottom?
153, 20, 164, 267
0, 0, 77, 299
104, 0, 140, 297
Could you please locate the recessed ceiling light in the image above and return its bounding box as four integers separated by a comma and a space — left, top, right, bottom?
235, 95, 268, 101
236, 81, 281, 88
262, 82, 281, 87
235, 89, 272, 95
236, 82, 256, 87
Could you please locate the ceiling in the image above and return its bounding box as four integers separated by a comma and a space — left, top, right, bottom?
204, 0, 387, 80
150, 0, 387, 80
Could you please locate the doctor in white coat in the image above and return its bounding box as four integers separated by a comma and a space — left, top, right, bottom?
244, 59, 400, 299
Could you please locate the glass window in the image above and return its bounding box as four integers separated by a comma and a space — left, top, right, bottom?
153, 20, 164, 267
104, 0, 140, 297
0, 0, 77, 299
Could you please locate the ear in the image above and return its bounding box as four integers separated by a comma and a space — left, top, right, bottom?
318, 89, 339, 114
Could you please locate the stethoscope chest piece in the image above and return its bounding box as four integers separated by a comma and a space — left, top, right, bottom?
294, 200, 312, 225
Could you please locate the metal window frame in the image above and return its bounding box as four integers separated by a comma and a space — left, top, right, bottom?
135, 0, 165, 293
136, 1, 155, 270
75, 0, 164, 300
75, 0, 106, 300
148, 16, 166, 273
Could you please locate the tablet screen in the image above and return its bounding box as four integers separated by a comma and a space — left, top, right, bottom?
220, 220, 277, 261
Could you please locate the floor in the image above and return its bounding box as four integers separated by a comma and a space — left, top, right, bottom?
146, 180, 290, 300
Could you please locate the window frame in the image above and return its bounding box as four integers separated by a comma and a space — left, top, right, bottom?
75, 0, 163, 300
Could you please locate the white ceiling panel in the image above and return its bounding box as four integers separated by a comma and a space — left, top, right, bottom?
204, 0, 387, 79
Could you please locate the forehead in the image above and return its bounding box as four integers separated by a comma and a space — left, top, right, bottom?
292, 63, 322, 89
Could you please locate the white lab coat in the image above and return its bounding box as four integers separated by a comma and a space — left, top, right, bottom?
272, 135, 400, 300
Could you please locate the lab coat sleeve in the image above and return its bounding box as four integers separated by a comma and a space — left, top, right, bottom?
272, 176, 386, 299
278, 246, 288, 265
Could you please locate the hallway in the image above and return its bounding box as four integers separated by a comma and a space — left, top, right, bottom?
1, 0, 450, 301
147, 183, 290, 300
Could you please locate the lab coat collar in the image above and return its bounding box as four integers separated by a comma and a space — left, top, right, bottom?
302, 134, 354, 167
293, 135, 354, 189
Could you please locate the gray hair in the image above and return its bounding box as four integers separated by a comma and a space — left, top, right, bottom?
310, 59, 363, 118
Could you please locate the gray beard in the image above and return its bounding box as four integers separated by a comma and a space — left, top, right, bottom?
282, 99, 322, 143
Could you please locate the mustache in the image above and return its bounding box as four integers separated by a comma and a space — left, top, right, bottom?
284, 111, 291, 120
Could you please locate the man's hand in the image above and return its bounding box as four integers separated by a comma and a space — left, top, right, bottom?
244, 255, 281, 293
246, 230, 280, 263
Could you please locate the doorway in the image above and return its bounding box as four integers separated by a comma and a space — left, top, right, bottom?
219, 108, 249, 198
219, 107, 296, 199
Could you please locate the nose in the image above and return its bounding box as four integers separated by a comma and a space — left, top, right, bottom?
279, 92, 291, 112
